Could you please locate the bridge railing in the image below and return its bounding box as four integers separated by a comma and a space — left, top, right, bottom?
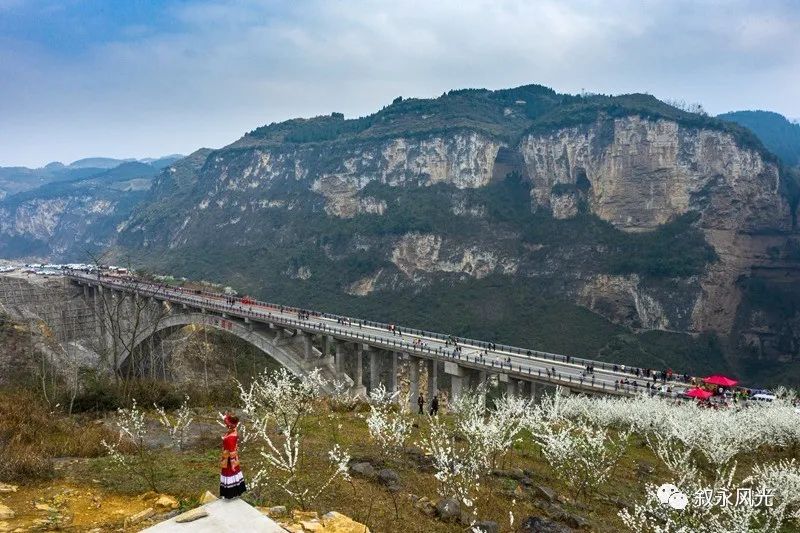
67, 271, 686, 396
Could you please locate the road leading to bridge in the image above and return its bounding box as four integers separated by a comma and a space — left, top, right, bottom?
68, 271, 693, 398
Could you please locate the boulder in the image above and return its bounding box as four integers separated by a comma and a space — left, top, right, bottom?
518, 516, 575, 533
321, 511, 371, 532
557, 512, 589, 529
200, 490, 218, 504
435, 498, 460, 521
473, 520, 499, 533
377, 468, 399, 486
34, 503, 58, 513
349, 462, 376, 478
0, 521, 10, 533
0, 505, 12, 520
300, 519, 324, 531
534, 485, 557, 502
268, 505, 288, 517
174, 507, 209, 523
125, 507, 155, 527
155, 495, 179, 510
413, 497, 437, 517
0, 484, 17, 493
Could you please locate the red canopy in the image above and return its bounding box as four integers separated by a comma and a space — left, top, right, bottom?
704, 375, 738, 387
686, 388, 713, 400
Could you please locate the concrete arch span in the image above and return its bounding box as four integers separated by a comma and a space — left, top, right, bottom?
122, 312, 338, 391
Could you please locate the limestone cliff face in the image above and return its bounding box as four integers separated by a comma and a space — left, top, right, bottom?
198, 131, 503, 220
520, 116, 793, 336
0, 197, 121, 257
520, 116, 789, 233
389, 233, 518, 282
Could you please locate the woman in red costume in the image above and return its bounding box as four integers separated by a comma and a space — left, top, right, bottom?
219, 412, 247, 498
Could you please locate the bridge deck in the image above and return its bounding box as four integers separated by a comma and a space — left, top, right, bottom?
69, 272, 693, 397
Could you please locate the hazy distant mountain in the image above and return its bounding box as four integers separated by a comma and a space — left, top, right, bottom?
0, 154, 185, 199
718, 110, 800, 167
66, 157, 136, 169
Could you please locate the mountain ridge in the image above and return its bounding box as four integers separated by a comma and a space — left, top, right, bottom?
1, 84, 799, 385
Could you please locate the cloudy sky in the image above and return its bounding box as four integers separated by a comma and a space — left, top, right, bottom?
1, 0, 798, 167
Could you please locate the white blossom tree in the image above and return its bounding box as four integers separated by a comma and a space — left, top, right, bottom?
155, 395, 194, 451
101, 399, 161, 491
366, 384, 412, 461
238, 368, 350, 510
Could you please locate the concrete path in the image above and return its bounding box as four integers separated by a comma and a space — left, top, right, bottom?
142, 498, 284, 532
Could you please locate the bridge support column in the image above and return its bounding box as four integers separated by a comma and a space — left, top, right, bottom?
506, 377, 517, 397
476, 370, 488, 407
444, 361, 465, 403
427, 358, 438, 399
352, 344, 366, 397
298, 331, 313, 359
324, 335, 332, 359
409, 356, 420, 413
369, 350, 380, 393
335, 341, 346, 375
390, 352, 398, 400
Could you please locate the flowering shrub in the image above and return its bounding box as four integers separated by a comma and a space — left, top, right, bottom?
366, 384, 411, 460
155, 395, 194, 451
101, 399, 160, 491
238, 368, 350, 509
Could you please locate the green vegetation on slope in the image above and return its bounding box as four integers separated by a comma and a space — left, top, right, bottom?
244, 84, 772, 160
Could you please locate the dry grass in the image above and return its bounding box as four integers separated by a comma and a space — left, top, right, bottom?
0, 389, 123, 482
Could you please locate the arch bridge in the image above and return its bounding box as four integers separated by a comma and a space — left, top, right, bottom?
70, 272, 686, 404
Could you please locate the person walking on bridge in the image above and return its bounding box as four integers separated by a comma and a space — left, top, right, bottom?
220, 412, 247, 499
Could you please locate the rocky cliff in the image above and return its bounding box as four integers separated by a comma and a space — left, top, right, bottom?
5, 85, 800, 384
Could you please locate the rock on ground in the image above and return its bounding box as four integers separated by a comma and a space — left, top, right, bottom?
518, 516, 576, 533
435, 498, 461, 521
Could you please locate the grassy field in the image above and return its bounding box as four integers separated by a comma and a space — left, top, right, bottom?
3, 388, 798, 532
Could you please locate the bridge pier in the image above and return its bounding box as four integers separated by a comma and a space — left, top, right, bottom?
297, 330, 313, 359
506, 377, 517, 397
369, 350, 380, 393
390, 351, 398, 398
427, 357, 438, 399
409, 356, 420, 412
444, 361, 465, 402
334, 341, 346, 375
352, 344, 366, 397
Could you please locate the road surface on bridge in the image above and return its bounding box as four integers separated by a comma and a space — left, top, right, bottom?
69, 271, 692, 396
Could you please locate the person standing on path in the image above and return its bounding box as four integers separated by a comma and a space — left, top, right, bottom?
430, 396, 439, 416
220, 412, 247, 499
417, 393, 425, 415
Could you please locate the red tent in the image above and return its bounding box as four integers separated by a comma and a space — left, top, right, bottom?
704, 375, 738, 387
686, 388, 713, 400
